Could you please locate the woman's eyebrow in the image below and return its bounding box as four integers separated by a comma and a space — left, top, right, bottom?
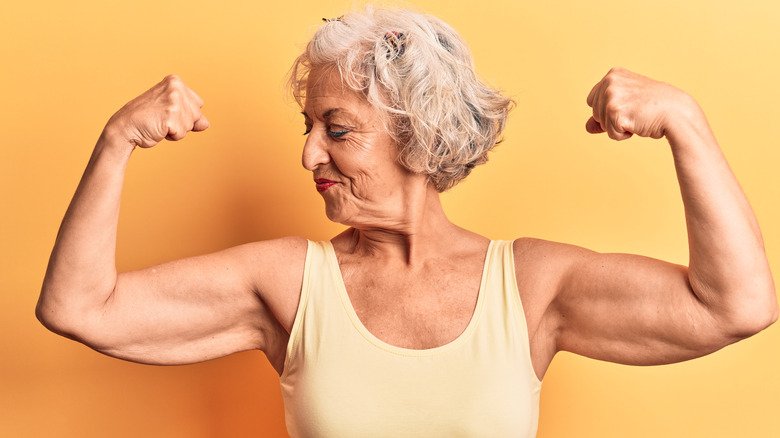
302, 108, 360, 125
301, 108, 353, 119
323, 108, 345, 119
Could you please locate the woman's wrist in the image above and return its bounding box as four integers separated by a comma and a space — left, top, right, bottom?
663, 94, 716, 151
96, 123, 136, 162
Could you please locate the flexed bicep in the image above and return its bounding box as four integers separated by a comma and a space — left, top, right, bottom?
56, 237, 306, 366
526, 238, 745, 366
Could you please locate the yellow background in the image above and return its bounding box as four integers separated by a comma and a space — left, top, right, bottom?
2, 0, 778, 436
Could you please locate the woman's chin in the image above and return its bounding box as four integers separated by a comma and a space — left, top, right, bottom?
325, 205, 361, 227
324, 205, 346, 223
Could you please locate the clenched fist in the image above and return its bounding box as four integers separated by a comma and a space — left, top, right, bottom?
585, 67, 700, 141
105, 74, 210, 149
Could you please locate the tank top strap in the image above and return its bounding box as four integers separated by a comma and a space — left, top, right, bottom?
476, 239, 542, 388
499, 239, 526, 322
281, 239, 342, 381
479, 239, 519, 316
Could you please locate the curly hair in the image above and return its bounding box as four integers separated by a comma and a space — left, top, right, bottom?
288, 6, 513, 192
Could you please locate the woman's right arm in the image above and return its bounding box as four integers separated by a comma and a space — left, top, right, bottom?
36, 75, 306, 365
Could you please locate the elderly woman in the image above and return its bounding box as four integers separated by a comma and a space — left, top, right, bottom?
37, 6, 776, 438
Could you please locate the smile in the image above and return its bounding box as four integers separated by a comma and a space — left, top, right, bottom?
314, 178, 338, 192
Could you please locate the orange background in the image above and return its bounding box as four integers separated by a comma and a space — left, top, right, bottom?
2, 1, 779, 436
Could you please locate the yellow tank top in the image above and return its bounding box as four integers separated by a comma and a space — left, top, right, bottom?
279, 239, 542, 437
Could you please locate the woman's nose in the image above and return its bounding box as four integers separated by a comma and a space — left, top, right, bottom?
301, 130, 331, 171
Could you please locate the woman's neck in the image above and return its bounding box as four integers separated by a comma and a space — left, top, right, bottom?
338, 185, 463, 266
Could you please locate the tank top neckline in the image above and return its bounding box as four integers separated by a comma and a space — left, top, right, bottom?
323, 239, 495, 357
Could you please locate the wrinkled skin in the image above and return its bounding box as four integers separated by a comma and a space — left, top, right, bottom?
300, 68, 432, 231
585, 66, 697, 141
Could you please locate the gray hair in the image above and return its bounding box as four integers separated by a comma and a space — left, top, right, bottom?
289, 6, 513, 192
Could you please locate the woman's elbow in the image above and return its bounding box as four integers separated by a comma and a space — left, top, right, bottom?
36, 297, 73, 337
767, 302, 779, 329
721, 289, 779, 339
35, 291, 94, 342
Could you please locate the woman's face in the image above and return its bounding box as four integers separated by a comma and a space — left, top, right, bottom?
301, 67, 425, 227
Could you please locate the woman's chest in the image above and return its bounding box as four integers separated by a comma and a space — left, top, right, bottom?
340, 261, 484, 350
281, 334, 541, 438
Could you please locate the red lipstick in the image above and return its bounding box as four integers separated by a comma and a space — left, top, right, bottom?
314, 178, 338, 192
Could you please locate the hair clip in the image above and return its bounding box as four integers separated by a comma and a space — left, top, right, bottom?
384, 31, 406, 58
322, 16, 343, 23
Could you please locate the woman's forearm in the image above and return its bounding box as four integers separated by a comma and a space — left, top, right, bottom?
36, 126, 135, 331
666, 99, 778, 331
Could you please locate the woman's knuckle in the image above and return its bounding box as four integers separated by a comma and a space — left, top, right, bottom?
608, 129, 627, 141
167, 88, 181, 101
165, 103, 181, 115
605, 101, 621, 114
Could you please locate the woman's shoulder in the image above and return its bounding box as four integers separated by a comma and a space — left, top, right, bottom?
239, 236, 310, 337
509, 236, 600, 320
240, 235, 310, 263
511, 236, 597, 261
235, 235, 310, 301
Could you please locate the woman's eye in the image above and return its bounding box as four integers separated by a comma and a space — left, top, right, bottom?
328, 129, 349, 138
303, 125, 312, 136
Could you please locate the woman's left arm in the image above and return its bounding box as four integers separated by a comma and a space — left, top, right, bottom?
540, 67, 777, 366
658, 82, 776, 331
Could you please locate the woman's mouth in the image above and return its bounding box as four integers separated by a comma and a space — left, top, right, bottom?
314, 178, 338, 192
